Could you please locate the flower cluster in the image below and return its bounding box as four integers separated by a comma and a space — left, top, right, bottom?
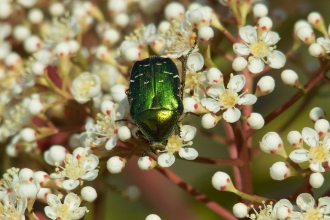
1, 0, 330, 219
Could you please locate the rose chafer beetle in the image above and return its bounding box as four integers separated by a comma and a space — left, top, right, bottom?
126, 45, 196, 154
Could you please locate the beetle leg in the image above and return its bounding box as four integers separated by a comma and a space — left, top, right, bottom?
125, 89, 132, 105
115, 118, 137, 126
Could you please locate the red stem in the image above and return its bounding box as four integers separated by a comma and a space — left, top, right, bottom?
155, 167, 237, 220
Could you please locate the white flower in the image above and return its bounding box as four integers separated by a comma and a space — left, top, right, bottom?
157, 125, 198, 167
85, 102, 126, 150
233, 25, 286, 73
70, 72, 101, 104
44, 193, 88, 220
201, 74, 257, 123
184, 52, 207, 96
160, 18, 198, 58
50, 147, 99, 190
0, 167, 20, 201
0, 194, 27, 220
295, 193, 330, 219
289, 127, 330, 172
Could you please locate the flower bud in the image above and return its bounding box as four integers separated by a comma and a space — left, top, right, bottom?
102, 28, 120, 46
118, 126, 131, 141
198, 26, 214, 43
207, 67, 223, 85
55, 42, 71, 58
17, 179, 39, 200
309, 107, 325, 122
296, 26, 315, 45
138, 156, 157, 170
114, 13, 129, 28
212, 171, 236, 191
270, 162, 291, 180
307, 12, 326, 34
111, 84, 127, 103
294, 20, 311, 34
13, 25, 31, 42
37, 188, 51, 201
314, 119, 329, 137
233, 203, 248, 218
107, 156, 126, 173
253, 3, 268, 19
20, 127, 37, 142
281, 69, 299, 86
201, 113, 220, 129
309, 172, 324, 188
68, 40, 80, 54
17, 0, 37, 8
164, 2, 185, 21
260, 132, 287, 157
81, 186, 97, 202
31, 62, 45, 75
5, 52, 21, 69
100, 100, 115, 115
255, 76, 275, 97
277, 206, 291, 220
49, 2, 65, 17
107, 0, 127, 14
124, 47, 141, 62
246, 113, 264, 129
183, 98, 205, 114
257, 16, 273, 31
28, 96, 44, 115
19, 168, 34, 181
44, 145, 68, 166
287, 131, 303, 148
28, 8, 44, 24
34, 171, 50, 187
146, 214, 161, 220
232, 57, 248, 72
157, 153, 175, 167
0, 2, 12, 19
308, 43, 325, 57
158, 21, 170, 34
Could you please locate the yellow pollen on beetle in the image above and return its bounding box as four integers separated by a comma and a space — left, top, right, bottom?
249, 40, 269, 58
309, 142, 329, 163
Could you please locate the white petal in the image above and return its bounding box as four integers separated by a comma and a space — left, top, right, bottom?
178, 148, 198, 160
233, 43, 250, 56
157, 153, 175, 167
289, 149, 310, 163
223, 108, 241, 123
105, 135, 118, 150
318, 197, 330, 214
206, 86, 224, 98
237, 94, 257, 105
248, 58, 265, 74
302, 127, 319, 147
82, 170, 99, 181
64, 193, 81, 210
44, 206, 57, 219
181, 125, 197, 141
72, 207, 88, 219
296, 193, 315, 211
85, 154, 99, 170
309, 162, 325, 172
267, 50, 286, 69
239, 25, 257, 44
262, 31, 280, 45
228, 74, 246, 92
62, 179, 80, 190
201, 98, 221, 113
323, 133, 330, 149
187, 53, 204, 71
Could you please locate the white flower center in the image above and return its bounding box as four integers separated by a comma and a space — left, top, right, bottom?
185, 71, 202, 94
76, 74, 97, 97
249, 40, 270, 58
309, 141, 329, 163
302, 206, 323, 220
54, 203, 73, 220
165, 135, 183, 153
218, 89, 239, 109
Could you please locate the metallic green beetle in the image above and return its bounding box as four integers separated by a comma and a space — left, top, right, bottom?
127, 56, 185, 154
